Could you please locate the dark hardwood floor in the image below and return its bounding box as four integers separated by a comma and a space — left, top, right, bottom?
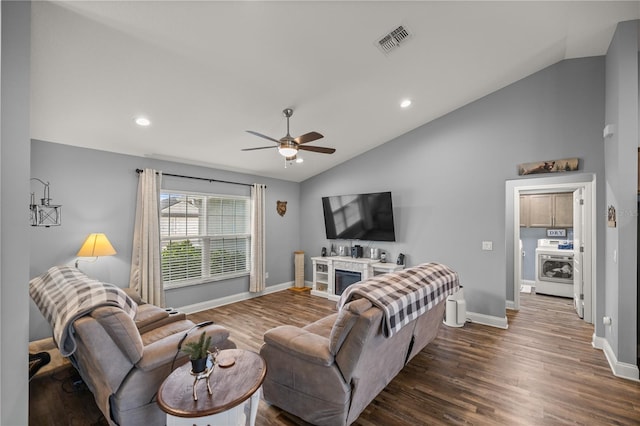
30, 291, 640, 425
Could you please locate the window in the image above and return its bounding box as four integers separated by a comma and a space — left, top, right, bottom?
160, 191, 250, 288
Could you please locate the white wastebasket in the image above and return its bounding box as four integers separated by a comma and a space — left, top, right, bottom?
444, 288, 466, 327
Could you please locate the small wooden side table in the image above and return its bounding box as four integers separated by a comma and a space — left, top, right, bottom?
157, 348, 266, 426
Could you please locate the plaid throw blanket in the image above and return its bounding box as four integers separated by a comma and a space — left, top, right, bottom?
29, 266, 137, 357
337, 262, 459, 337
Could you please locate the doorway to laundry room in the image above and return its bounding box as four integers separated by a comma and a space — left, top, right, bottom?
506, 175, 595, 325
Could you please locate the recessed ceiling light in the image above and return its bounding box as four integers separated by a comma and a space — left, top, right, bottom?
400, 99, 412, 108
135, 117, 151, 127
296, 157, 304, 164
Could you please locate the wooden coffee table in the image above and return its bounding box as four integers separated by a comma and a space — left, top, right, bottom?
157, 348, 266, 426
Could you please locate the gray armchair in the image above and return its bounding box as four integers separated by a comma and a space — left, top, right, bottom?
72, 296, 235, 426
29, 266, 235, 426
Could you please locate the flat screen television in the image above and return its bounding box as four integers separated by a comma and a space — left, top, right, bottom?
322, 191, 396, 241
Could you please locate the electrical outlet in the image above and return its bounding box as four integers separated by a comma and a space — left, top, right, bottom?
482, 241, 493, 251
265, 272, 269, 279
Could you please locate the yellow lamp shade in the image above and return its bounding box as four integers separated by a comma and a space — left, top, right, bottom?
76, 233, 117, 257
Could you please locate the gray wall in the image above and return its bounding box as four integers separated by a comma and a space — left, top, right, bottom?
1, 1, 31, 424
29, 140, 301, 340
300, 57, 606, 321
604, 20, 638, 366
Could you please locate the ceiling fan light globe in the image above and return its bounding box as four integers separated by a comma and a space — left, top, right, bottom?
278, 146, 298, 157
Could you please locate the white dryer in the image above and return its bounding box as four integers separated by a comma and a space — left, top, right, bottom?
534, 239, 574, 298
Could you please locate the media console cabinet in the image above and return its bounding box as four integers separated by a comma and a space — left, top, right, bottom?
311, 256, 404, 301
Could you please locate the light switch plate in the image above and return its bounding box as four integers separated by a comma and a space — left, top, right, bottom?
482, 241, 493, 251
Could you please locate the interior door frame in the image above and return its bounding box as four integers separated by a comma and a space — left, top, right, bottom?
506, 173, 596, 324
572, 187, 585, 318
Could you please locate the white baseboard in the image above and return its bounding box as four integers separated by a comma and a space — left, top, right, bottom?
466, 311, 509, 329
591, 333, 605, 350
506, 300, 515, 310
593, 333, 640, 382
521, 279, 536, 287
178, 281, 294, 314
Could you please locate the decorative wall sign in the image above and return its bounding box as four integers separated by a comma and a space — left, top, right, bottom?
276, 200, 287, 217
518, 158, 579, 175
546, 228, 567, 237
608, 205, 617, 227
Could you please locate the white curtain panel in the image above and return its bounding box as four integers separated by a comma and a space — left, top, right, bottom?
129, 168, 165, 307
250, 183, 266, 293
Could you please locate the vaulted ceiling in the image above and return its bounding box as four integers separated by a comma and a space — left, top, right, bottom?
31, 1, 640, 182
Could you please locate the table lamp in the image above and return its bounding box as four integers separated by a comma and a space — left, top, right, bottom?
75, 233, 117, 268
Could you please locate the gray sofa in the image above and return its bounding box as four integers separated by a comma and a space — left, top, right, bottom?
260, 263, 458, 425
29, 266, 235, 426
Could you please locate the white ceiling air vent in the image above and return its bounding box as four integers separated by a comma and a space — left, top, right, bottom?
376, 25, 412, 55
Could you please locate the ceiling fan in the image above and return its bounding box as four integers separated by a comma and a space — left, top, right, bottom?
242, 108, 336, 160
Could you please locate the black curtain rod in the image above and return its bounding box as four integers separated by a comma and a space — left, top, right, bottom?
135, 169, 256, 188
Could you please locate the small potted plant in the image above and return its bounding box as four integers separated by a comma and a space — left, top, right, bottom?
181, 331, 212, 374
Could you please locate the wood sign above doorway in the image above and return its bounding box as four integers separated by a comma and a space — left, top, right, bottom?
518, 158, 579, 175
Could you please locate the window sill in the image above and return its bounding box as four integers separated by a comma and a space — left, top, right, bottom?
164, 271, 250, 290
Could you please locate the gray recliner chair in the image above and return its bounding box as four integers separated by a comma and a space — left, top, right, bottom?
71, 290, 235, 426
29, 265, 236, 425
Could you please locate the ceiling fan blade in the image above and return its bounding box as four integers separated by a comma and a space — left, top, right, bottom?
241, 146, 278, 151
246, 130, 280, 144
294, 131, 324, 145
298, 145, 336, 154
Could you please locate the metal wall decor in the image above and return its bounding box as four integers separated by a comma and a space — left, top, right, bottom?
30, 178, 62, 227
